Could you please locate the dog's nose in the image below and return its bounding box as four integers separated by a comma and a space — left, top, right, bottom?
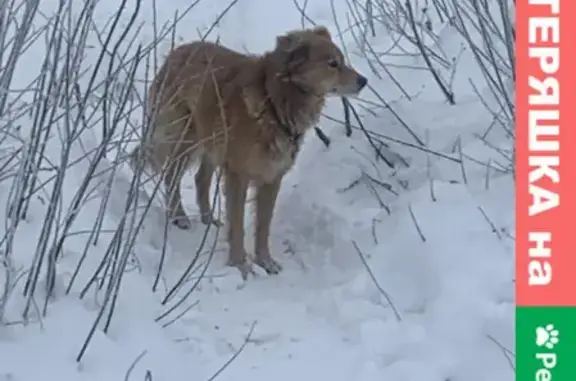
357, 75, 368, 89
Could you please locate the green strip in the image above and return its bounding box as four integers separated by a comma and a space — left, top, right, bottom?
517, 306, 576, 381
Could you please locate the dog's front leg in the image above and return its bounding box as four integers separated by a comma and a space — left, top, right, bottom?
254, 176, 283, 275
225, 170, 253, 279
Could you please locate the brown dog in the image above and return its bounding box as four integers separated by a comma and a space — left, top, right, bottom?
131, 26, 367, 278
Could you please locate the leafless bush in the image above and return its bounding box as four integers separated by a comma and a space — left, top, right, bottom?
0, 0, 234, 364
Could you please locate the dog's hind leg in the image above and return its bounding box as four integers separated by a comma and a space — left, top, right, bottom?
195, 155, 222, 226
152, 105, 196, 229
164, 153, 192, 229
254, 176, 283, 275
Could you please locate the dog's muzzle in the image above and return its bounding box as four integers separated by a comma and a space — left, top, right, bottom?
356, 75, 368, 91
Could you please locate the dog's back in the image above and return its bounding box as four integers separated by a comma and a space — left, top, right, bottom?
149, 41, 252, 114
140, 41, 263, 173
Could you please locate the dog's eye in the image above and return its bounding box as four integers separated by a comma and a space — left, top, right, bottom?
328, 59, 339, 68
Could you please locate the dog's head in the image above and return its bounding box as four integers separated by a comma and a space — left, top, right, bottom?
272, 26, 367, 96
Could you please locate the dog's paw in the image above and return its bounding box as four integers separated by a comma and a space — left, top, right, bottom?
200, 213, 223, 227
171, 216, 192, 230
227, 259, 256, 281
255, 256, 283, 275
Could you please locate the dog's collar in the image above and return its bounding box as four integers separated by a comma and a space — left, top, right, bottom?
266, 97, 303, 143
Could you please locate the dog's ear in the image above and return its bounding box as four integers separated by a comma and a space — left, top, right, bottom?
287, 42, 310, 65
311, 26, 331, 40
276, 33, 297, 52
275, 33, 310, 65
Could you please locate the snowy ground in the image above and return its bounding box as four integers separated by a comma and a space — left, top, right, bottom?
0, 0, 515, 380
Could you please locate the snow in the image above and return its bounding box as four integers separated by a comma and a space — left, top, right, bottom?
0, 0, 515, 380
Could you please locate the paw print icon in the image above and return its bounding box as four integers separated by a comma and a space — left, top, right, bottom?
536, 324, 560, 350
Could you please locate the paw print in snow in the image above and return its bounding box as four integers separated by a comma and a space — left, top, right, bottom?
536, 324, 560, 349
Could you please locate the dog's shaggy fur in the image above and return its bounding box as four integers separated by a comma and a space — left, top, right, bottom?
131, 26, 367, 278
